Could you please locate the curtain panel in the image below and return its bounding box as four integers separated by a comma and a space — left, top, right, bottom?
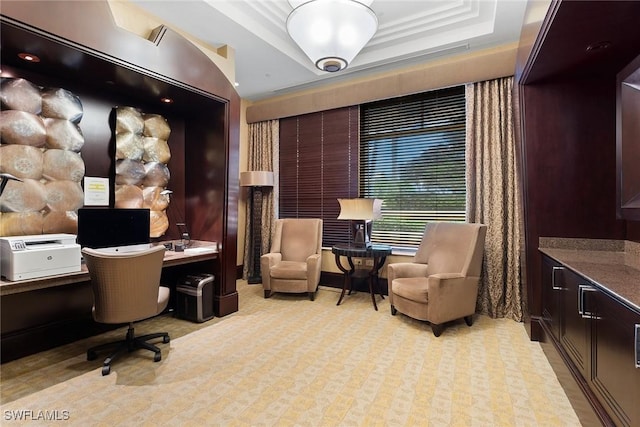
465, 76, 523, 321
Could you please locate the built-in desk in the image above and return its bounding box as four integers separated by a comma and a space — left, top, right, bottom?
0, 240, 218, 363
0, 240, 218, 296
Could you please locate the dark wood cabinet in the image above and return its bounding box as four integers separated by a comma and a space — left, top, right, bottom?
591, 290, 640, 426
617, 54, 640, 221
541, 254, 640, 426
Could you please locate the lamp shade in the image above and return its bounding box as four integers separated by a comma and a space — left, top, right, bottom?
287, 0, 378, 72
337, 198, 382, 220
240, 171, 274, 187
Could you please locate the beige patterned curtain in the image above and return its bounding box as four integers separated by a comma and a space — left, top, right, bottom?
243, 120, 279, 280
465, 77, 523, 321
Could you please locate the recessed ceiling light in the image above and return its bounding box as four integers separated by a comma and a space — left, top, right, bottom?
586, 41, 611, 53
160, 97, 174, 104
18, 52, 40, 62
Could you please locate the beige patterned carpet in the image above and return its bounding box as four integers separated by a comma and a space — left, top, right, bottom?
1, 280, 581, 426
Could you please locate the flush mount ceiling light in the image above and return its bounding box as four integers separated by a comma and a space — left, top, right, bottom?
287, 0, 378, 73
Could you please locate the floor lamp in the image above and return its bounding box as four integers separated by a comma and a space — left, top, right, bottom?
241, 171, 274, 284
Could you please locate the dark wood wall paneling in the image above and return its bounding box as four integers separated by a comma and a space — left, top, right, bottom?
516, 0, 640, 337
520, 76, 627, 331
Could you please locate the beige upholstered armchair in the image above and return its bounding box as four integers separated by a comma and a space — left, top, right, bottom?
387, 222, 487, 337
82, 245, 170, 375
260, 218, 323, 301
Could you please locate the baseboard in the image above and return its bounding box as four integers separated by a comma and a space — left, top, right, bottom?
214, 291, 239, 317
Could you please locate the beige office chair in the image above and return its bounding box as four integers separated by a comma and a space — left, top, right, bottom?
82, 245, 170, 375
260, 218, 323, 301
387, 222, 487, 337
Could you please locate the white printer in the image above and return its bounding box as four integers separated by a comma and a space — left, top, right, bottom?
0, 234, 81, 281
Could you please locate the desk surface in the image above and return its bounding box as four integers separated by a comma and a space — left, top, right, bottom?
0, 240, 218, 296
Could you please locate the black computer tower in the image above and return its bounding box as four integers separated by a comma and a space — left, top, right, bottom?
176, 273, 215, 322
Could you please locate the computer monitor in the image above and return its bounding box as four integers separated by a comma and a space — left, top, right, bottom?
77, 208, 151, 253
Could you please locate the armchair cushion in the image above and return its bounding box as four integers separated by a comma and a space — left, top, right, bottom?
270, 260, 308, 280
392, 277, 429, 303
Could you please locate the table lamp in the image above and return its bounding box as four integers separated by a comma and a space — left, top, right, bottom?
337, 198, 383, 248
241, 171, 274, 284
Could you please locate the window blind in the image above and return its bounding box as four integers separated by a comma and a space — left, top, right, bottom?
360, 86, 466, 248
279, 106, 359, 246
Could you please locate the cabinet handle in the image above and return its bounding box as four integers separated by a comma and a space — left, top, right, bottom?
552, 266, 566, 290
578, 284, 600, 319
635, 324, 639, 369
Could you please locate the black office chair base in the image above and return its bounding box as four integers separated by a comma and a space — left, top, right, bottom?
87, 323, 170, 376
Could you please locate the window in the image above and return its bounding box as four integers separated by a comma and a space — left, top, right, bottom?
279, 106, 358, 246
360, 86, 466, 248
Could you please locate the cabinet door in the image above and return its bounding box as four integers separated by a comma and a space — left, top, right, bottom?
541, 255, 563, 340
591, 290, 640, 427
560, 269, 592, 378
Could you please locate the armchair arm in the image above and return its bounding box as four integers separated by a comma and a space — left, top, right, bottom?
260, 253, 282, 289
387, 262, 429, 284
306, 253, 322, 291
426, 273, 478, 324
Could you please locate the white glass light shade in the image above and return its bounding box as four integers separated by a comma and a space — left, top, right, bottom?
240, 171, 274, 187
287, 0, 378, 72
288, 0, 373, 7
337, 198, 382, 220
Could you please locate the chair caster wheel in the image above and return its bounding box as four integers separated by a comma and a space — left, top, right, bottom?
102, 365, 111, 376
163, 335, 170, 344
87, 350, 97, 361
154, 352, 162, 362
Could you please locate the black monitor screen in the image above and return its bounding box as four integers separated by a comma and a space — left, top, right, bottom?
77, 208, 150, 251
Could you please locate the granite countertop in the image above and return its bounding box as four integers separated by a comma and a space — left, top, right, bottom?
539, 238, 640, 312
